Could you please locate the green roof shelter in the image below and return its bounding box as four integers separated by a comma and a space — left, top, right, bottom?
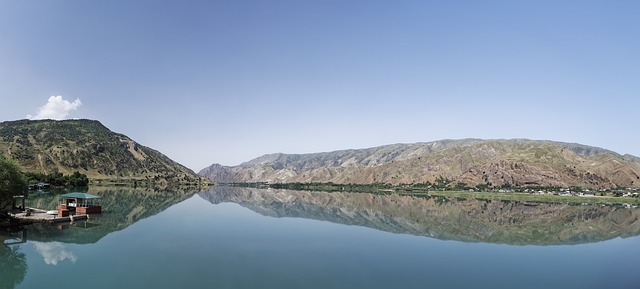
59, 192, 102, 214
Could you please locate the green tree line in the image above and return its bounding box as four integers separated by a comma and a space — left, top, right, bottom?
24, 171, 89, 187
0, 156, 27, 219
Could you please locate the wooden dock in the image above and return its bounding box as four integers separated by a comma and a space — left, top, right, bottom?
11, 208, 90, 225
49, 214, 89, 223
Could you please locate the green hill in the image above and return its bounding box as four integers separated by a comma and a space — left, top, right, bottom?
0, 119, 206, 185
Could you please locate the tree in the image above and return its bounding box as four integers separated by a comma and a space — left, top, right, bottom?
45, 171, 65, 187
0, 156, 27, 217
24, 170, 89, 187
455, 182, 469, 191
475, 183, 490, 192
68, 171, 89, 187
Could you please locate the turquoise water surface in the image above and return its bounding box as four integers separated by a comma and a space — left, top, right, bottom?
2, 186, 639, 289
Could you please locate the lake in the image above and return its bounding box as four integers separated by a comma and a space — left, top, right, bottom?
2, 186, 640, 289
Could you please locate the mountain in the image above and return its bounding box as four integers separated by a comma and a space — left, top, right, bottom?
0, 119, 205, 184
200, 139, 640, 189
199, 186, 640, 245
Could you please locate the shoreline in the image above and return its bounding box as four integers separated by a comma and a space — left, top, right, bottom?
226, 183, 640, 205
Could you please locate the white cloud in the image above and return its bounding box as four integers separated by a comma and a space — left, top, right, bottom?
27, 95, 82, 120
32, 241, 78, 265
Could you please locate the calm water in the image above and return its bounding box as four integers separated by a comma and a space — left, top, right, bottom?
2, 186, 640, 289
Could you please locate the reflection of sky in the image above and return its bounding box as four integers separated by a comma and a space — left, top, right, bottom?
32, 242, 78, 265
11, 195, 640, 289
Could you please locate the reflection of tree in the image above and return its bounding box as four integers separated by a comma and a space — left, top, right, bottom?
0, 244, 28, 289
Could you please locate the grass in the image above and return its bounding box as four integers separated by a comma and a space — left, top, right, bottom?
238, 183, 640, 205
399, 190, 640, 205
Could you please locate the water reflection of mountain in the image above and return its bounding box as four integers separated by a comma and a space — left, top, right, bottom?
23, 186, 199, 244
199, 186, 640, 245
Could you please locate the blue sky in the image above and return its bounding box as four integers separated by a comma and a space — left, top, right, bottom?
1, 0, 638, 171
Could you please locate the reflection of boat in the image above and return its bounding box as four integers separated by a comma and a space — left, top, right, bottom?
19, 186, 196, 245
57, 193, 102, 216
29, 182, 50, 190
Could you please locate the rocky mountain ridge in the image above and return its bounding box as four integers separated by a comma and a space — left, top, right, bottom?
200, 139, 640, 189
